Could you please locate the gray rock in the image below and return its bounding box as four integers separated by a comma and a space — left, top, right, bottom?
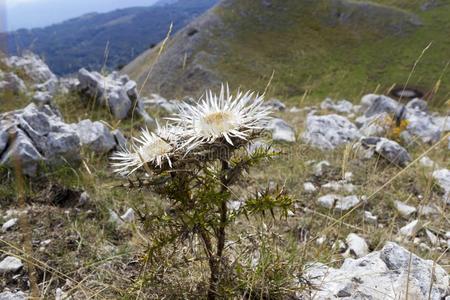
419, 156, 436, 168
364, 211, 378, 225
345, 233, 369, 258
317, 194, 360, 212
302, 114, 360, 150
0, 130, 44, 177
142, 94, 179, 113
406, 98, 428, 112
313, 160, 330, 177
267, 118, 296, 143
399, 220, 422, 237
77, 68, 148, 121
394, 200, 417, 218
4, 52, 56, 83
321, 180, 356, 193
1, 218, 18, 232
0, 72, 27, 94
418, 204, 440, 217
34, 77, 58, 95
264, 98, 286, 111
304, 242, 448, 300
121, 208, 135, 223
404, 108, 441, 144
74, 120, 116, 154
0, 290, 27, 300
0, 129, 8, 154
359, 137, 411, 167
433, 116, 450, 132
432, 169, 450, 204
32, 91, 52, 105
0, 256, 23, 273
363, 94, 399, 118
0, 104, 81, 176
112, 129, 127, 149
303, 182, 317, 193
320, 98, 353, 114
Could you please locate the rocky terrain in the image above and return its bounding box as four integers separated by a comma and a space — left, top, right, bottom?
0, 48, 449, 299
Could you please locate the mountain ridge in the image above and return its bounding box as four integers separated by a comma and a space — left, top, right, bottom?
123, 0, 450, 103
1, 0, 218, 75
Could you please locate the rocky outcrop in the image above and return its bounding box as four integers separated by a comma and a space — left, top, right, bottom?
355, 137, 411, 167
73, 120, 116, 154
304, 242, 449, 299
0, 103, 123, 176
0, 71, 27, 95
356, 94, 442, 144
3, 52, 56, 84
77, 69, 153, 122
0, 104, 81, 176
302, 114, 360, 150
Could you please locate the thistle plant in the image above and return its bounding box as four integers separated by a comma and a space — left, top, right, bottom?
111, 85, 293, 299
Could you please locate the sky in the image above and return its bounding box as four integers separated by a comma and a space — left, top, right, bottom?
0, 0, 159, 32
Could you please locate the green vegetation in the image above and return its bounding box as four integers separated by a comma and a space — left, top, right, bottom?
212, 0, 450, 106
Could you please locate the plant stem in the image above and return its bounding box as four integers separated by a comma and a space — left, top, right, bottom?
206, 160, 230, 299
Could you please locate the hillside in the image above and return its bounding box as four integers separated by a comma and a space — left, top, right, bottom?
124, 0, 450, 104
1, 0, 217, 75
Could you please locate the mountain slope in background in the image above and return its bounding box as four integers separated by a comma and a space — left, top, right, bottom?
123, 0, 450, 103
1, 0, 218, 75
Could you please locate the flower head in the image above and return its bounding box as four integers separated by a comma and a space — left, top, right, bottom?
169, 84, 271, 151
111, 124, 180, 176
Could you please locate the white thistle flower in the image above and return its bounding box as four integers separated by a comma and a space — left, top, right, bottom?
169, 84, 271, 151
111, 124, 180, 175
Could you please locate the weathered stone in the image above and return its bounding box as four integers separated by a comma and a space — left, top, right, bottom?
0, 72, 27, 94
304, 242, 448, 300
399, 220, 422, 237
74, 120, 116, 154
320, 98, 353, 114
0, 104, 81, 176
77, 68, 152, 121
345, 233, 369, 258
303, 182, 317, 193
142, 94, 179, 113
317, 194, 360, 212
432, 169, 450, 204
0, 256, 23, 273
406, 98, 428, 112
32, 91, 52, 105
394, 200, 417, 218
121, 208, 135, 223
0, 290, 27, 300
358, 137, 411, 167
303, 114, 360, 150
4, 52, 56, 83
1, 218, 18, 232
364, 211, 378, 225
112, 129, 127, 149
313, 160, 331, 177
0, 130, 43, 177
264, 98, 286, 111
267, 118, 296, 143
321, 180, 356, 193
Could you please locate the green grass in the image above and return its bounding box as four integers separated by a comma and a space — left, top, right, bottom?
209, 0, 450, 107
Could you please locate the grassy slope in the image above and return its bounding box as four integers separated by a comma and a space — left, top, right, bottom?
125, 0, 449, 108
211, 0, 450, 106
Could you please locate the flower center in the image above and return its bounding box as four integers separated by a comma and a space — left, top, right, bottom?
199, 111, 237, 135
139, 138, 172, 162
